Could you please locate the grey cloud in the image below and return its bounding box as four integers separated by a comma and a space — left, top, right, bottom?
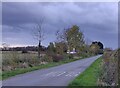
2, 2, 118, 49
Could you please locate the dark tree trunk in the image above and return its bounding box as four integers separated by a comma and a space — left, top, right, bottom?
38, 40, 41, 59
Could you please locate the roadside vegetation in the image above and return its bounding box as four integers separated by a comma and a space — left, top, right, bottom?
68, 48, 119, 87
97, 48, 118, 86
68, 57, 102, 87
2, 55, 91, 80
1, 25, 104, 80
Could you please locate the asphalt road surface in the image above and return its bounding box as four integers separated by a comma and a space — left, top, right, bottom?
2, 55, 101, 86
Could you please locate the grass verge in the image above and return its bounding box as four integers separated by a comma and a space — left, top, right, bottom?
68, 57, 102, 87
2, 57, 87, 80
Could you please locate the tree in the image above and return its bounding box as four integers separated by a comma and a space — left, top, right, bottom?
92, 41, 103, 49
55, 29, 68, 55
55, 42, 67, 55
90, 41, 104, 54
56, 25, 84, 54
47, 42, 56, 55
66, 25, 84, 52
98, 42, 104, 49
55, 29, 67, 43
90, 43, 100, 55
2, 43, 9, 51
33, 18, 45, 59
90, 41, 104, 55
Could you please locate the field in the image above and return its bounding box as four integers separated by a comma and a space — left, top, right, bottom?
1, 51, 87, 80
2, 51, 90, 72
2, 51, 44, 71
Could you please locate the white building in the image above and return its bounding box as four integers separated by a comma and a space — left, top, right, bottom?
67, 48, 76, 54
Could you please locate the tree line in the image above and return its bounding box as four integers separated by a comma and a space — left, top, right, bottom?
2, 25, 104, 58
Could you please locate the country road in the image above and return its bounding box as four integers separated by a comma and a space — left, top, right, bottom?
2, 55, 101, 86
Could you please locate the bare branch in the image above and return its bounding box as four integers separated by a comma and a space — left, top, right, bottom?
32, 17, 45, 59
33, 17, 45, 41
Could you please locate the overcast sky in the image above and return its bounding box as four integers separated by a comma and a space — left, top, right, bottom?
2, 2, 118, 49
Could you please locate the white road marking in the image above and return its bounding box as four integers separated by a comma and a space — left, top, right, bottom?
44, 71, 81, 77
57, 72, 66, 76
45, 72, 54, 76
74, 74, 79, 77
65, 72, 75, 77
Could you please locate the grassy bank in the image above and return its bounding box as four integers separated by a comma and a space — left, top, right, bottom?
2, 56, 87, 80
98, 49, 118, 86
68, 57, 102, 87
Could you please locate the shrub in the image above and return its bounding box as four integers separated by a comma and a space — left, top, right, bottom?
52, 54, 64, 62
27, 57, 40, 66
42, 55, 53, 62
98, 50, 118, 86
68, 54, 73, 59
22, 49, 28, 53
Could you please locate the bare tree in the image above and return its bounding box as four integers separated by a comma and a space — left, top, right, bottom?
15, 18, 45, 59
33, 18, 45, 59
55, 28, 68, 43
2, 43, 9, 51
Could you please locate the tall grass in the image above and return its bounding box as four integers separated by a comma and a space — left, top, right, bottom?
2, 51, 40, 71
2, 51, 93, 80
2, 55, 85, 80
98, 49, 118, 86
